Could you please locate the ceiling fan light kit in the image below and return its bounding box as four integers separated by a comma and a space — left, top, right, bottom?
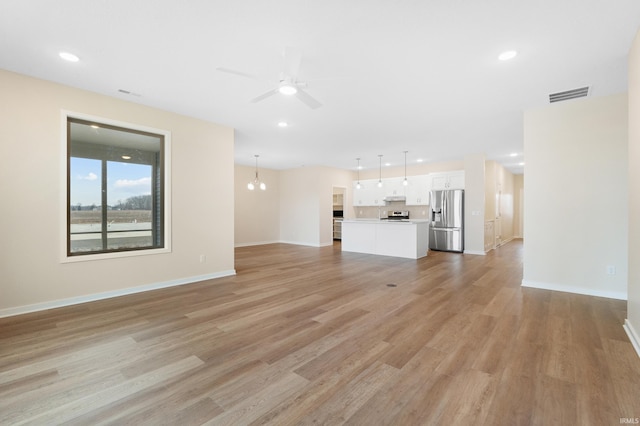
217, 47, 322, 109
278, 83, 298, 95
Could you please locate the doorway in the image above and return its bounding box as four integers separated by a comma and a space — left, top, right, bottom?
332, 186, 346, 241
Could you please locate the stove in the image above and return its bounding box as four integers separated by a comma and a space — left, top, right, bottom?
386, 210, 410, 220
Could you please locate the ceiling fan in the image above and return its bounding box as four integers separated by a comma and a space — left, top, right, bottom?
216, 47, 322, 109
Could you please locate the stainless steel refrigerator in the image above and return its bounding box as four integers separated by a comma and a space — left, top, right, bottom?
429, 189, 464, 252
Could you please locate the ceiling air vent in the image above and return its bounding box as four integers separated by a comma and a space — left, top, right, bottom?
549, 86, 590, 103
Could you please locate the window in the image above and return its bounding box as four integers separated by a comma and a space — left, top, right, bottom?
66, 116, 168, 257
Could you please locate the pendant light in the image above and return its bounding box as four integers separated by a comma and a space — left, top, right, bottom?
247, 155, 266, 191
355, 158, 362, 189
403, 151, 409, 186
377, 155, 383, 188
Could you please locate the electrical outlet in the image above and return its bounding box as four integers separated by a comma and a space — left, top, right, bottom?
607, 265, 616, 275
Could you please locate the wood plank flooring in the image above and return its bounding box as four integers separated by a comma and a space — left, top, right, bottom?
1, 240, 639, 425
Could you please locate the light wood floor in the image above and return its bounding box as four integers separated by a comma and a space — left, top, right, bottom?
1, 240, 639, 425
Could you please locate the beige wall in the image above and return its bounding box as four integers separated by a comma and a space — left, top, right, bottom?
484, 161, 497, 221
278, 166, 354, 247
513, 174, 524, 238
523, 93, 628, 299
464, 153, 486, 255
356, 160, 464, 181
278, 167, 322, 246
497, 163, 515, 243
235, 165, 280, 246
627, 29, 640, 351
0, 70, 235, 315
484, 160, 516, 249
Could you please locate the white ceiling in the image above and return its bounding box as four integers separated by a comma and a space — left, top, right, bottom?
2, 1, 639, 174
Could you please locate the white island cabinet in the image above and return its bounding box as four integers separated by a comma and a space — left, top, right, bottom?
341, 219, 429, 259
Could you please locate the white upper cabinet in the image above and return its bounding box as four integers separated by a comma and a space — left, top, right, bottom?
353, 172, 463, 206
353, 179, 385, 206
384, 177, 406, 198
405, 175, 431, 205
430, 170, 465, 190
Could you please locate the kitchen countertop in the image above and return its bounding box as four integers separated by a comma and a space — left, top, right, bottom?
343, 218, 430, 224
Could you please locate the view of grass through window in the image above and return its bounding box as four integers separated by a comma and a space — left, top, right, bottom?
68, 118, 165, 255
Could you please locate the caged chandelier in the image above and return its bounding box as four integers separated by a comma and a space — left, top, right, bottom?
247, 155, 266, 191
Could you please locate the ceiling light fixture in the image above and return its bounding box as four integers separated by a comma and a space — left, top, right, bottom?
58, 52, 80, 62
248, 155, 266, 191
403, 151, 409, 186
59, 51, 80, 62
518, 162, 525, 166
277, 121, 288, 128
278, 81, 297, 95
498, 50, 518, 61
509, 152, 518, 157
377, 155, 383, 188
356, 158, 362, 189
121, 155, 131, 160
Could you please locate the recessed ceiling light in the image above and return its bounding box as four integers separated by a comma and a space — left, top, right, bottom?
518, 162, 525, 166
416, 159, 424, 163
498, 50, 517, 61
509, 153, 518, 157
384, 162, 391, 167
121, 155, 132, 160
277, 121, 288, 128
59, 51, 80, 62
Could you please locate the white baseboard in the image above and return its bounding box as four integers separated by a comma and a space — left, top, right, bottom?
235, 240, 334, 248
521, 279, 627, 301
0, 270, 236, 319
624, 319, 640, 359
278, 240, 323, 248
464, 250, 486, 255
234, 240, 280, 247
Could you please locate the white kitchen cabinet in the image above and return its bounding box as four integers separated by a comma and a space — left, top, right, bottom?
342, 219, 430, 259
405, 175, 431, 205
430, 170, 465, 190
353, 179, 385, 206
383, 177, 406, 198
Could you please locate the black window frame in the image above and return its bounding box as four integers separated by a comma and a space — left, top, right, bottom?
66, 116, 168, 258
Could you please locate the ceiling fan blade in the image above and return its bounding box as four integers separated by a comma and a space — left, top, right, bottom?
251, 88, 279, 103
282, 46, 302, 79
216, 67, 264, 82
295, 88, 322, 109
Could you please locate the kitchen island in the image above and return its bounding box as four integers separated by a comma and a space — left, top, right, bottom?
341, 219, 429, 259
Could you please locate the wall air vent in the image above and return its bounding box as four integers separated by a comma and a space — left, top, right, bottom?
549, 86, 590, 103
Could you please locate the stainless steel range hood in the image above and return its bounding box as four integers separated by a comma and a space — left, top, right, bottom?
383, 195, 406, 202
